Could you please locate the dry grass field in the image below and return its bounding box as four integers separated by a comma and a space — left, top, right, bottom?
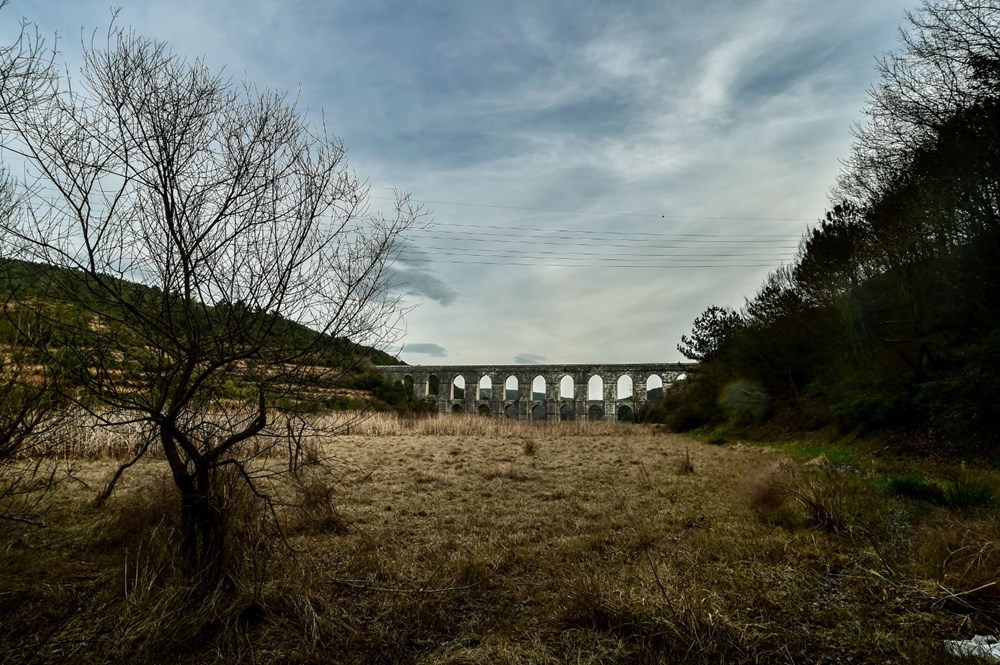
1, 415, 997, 663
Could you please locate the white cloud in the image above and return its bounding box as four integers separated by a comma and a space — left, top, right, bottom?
2, 0, 914, 365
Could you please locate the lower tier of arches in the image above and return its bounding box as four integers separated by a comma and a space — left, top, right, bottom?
442, 398, 636, 422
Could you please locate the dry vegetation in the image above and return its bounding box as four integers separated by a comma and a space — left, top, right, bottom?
1, 414, 997, 663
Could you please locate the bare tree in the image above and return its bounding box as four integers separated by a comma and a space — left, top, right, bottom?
0, 22, 419, 582
839, 0, 1000, 203
0, 5, 66, 532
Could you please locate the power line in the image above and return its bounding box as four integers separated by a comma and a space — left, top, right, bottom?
418, 221, 801, 238
404, 257, 782, 268
401, 247, 796, 260
375, 195, 815, 222
408, 233, 800, 249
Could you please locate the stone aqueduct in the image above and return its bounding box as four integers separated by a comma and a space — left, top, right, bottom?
374, 363, 696, 421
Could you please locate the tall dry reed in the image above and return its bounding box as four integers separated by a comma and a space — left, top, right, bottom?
32, 409, 641, 459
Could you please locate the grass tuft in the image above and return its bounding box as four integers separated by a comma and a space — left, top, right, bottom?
744, 458, 849, 532
883, 474, 996, 511
675, 448, 695, 475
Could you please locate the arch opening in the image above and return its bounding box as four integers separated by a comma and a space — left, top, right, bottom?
646, 374, 663, 401
428, 375, 440, 396
478, 403, 491, 416
588, 375, 603, 401
531, 404, 546, 421
452, 375, 466, 400
478, 375, 492, 400
504, 403, 516, 418
451, 404, 465, 414
588, 404, 604, 421
532, 375, 546, 400
617, 374, 633, 400
617, 405, 634, 422
505, 375, 518, 401
560, 375, 574, 399
560, 404, 574, 421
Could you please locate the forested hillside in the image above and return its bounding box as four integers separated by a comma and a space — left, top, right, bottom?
661, 0, 1000, 453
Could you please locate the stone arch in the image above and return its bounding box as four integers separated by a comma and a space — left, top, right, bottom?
505, 375, 518, 401
477, 403, 491, 416
588, 375, 603, 401
428, 375, 440, 396
531, 403, 546, 421
532, 375, 546, 400
559, 375, 574, 399
451, 375, 466, 400
451, 403, 465, 414
617, 374, 633, 399
588, 404, 604, 420
478, 375, 492, 400
617, 404, 634, 422
560, 403, 574, 421
504, 403, 516, 418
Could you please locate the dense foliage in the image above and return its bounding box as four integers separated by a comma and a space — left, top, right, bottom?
663, 0, 1000, 453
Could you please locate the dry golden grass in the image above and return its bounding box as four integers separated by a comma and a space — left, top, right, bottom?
0, 415, 995, 663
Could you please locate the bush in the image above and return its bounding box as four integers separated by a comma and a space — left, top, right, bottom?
812, 370, 910, 433
287, 468, 346, 535
916, 332, 1000, 450
706, 431, 728, 445
642, 374, 724, 431
745, 459, 849, 532
719, 380, 768, 426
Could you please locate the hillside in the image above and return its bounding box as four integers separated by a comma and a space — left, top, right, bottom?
0, 258, 403, 367
0, 258, 423, 413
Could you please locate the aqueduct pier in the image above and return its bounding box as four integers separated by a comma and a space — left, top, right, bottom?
374, 363, 696, 421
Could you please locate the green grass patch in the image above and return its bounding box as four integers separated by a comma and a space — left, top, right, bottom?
880, 474, 996, 511
777, 441, 856, 466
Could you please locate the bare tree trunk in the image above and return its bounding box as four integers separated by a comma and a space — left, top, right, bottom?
178, 473, 225, 585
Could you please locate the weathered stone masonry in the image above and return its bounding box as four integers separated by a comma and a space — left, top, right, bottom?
374, 363, 696, 421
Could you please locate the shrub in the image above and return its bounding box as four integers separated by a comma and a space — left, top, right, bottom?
745, 459, 848, 532
645, 373, 725, 431
719, 380, 768, 426
745, 459, 800, 523
706, 432, 728, 445
287, 468, 346, 535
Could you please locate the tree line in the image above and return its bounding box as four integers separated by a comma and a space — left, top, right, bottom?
659, 0, 1000, 454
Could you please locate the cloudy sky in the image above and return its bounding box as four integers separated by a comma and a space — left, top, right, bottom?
2, 0, 913, 365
